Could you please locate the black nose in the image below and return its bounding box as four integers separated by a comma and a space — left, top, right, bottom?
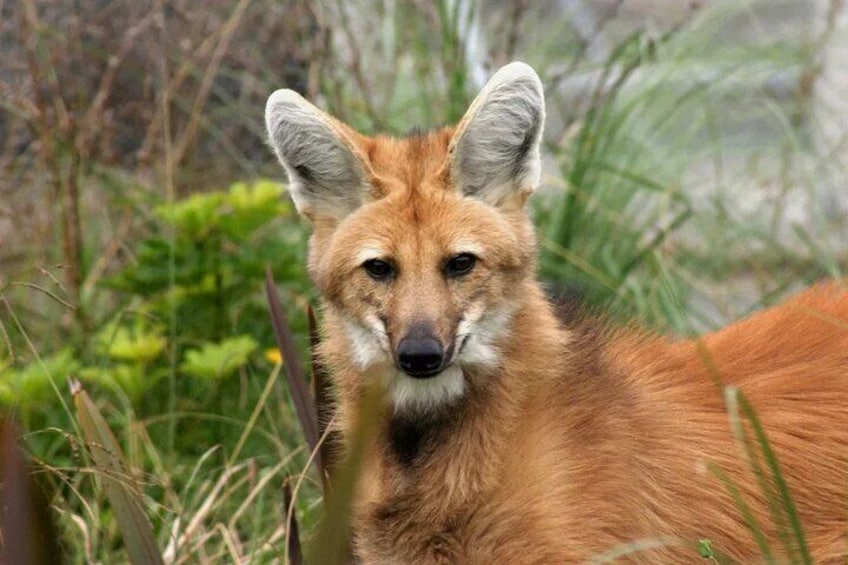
397, 336, 444, 378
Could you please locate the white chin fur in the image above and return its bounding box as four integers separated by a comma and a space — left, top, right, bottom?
388, 365, 466, 413
342, 305, 515, 413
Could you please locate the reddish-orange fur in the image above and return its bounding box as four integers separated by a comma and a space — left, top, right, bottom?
266, 64, 848, 563
348, 281, 848, 563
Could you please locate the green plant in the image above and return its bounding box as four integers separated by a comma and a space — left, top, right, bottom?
0, 179, 313, 473
72, 380, 164, 565
538, 29, 693, 328
106, 179, 307, 338
94, 180, 311, 455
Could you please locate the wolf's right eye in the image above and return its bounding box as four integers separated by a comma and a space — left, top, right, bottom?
363, 259, 394, 280
445, 253, 477, 277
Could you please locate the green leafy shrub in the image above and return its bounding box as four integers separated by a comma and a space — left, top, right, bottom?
2, 180, 312, 459
98, 180, 310, 451
106, 180, 309, 341
180, 335, 259, 380
0, 349, 78, 411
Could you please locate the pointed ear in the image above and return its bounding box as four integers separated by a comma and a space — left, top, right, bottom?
449, 62, 545, 207
265, 89, 370, 220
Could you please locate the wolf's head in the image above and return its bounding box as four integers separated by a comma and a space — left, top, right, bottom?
265, 63, 545, 414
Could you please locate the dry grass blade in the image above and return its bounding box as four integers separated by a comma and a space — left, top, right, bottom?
0, 418, 62, 565
307, 384, 382, 565
70, 380, 164, 565
264, 266, 322, 476
282, 476, 303, 565
589, 537, 690, 564
163, 460, 248, 563
308, 304, 339, 490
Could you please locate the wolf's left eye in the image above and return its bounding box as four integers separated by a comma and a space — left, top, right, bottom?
445, 253, 477, 277
363, 259, 394, 280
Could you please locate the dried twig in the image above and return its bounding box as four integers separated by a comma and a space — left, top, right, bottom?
172, 0, 251, 166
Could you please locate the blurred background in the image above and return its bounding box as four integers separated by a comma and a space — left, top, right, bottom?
1, 0, 846, 561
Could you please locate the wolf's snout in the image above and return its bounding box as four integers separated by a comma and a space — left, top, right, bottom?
397, 335, 444, 378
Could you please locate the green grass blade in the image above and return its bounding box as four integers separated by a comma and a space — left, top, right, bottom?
724, 386, 791, 559
619, 208, 692, 278
228, 359, 282, 465
698, 344, 779, 563
71, 381, 164, 565
736, 391, 813, 565
706, 462, 775, 563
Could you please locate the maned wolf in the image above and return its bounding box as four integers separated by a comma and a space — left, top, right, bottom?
265, 62, 848, 563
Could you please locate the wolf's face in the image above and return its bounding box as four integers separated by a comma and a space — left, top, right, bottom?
266, 63, 545, 413
314, 181, 535, 413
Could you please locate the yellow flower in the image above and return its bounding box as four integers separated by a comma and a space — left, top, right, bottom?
265, 348, 284, 365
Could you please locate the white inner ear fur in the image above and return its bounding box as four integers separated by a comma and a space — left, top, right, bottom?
265, 89, 368, 219
450, 61, 545, 207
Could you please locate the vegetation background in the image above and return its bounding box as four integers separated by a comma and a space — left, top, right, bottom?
0, 0, 846, 562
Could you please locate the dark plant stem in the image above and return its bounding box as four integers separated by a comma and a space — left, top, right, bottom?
20, 0, 88, 336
